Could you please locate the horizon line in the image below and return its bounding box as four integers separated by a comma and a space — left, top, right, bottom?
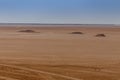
0, 23, 117, 25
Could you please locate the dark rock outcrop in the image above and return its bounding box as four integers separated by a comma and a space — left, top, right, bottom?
18, 30, 36, 33
95, 34, 106, 37
70, 32, 83, 34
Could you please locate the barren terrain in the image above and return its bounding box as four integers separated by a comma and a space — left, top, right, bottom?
0, 26, 120, 80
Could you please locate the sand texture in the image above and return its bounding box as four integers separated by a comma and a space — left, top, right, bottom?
0, 26, 119, 80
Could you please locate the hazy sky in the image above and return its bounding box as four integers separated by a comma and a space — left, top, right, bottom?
0, 0, 120, 24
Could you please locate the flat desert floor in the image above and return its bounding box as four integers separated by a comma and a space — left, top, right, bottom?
0, 26, 120, 80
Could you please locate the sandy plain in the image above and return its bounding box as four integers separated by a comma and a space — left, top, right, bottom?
0, 25, 119, 80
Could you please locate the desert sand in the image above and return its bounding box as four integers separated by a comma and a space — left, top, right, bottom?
0, 25, 120, 80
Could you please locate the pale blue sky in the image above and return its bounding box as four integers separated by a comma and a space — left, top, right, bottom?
0, 0, 120, 24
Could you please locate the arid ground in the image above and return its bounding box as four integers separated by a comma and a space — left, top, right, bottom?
0, 25, 120, 80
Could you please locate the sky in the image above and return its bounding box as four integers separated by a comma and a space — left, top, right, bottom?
0, 0, 120, 24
